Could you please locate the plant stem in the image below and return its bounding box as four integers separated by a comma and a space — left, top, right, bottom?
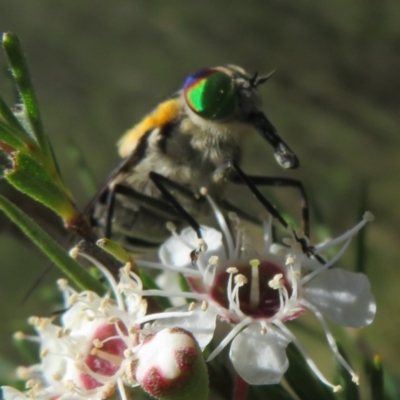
232, 374, 248, 400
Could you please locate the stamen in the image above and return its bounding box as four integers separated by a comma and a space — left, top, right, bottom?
274, 320, 340, 391
13, 331, 25, 340
136, 260, 201, 277
249, 259, 260, 309
201, 300, 209, 311
301, 299, 359, 381
314, 215, 372, 254
90, 348, 124, 366
207, 317, 252, 361
301, 238, 352, 285
205, 194, 235, 259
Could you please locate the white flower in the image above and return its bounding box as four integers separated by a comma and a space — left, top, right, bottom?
154, 195, 376, 391
3, 262, 147, 400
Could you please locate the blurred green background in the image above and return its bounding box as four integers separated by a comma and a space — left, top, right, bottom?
0, 0, 399, 392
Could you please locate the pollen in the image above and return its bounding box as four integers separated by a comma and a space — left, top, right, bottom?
124, 349, 132, 359
209, 255, 219, 265
364, 211, 375, 222
40, 348, 49, 358
352, 374, 360, 385
197, 238, 208, 252
200, 187, 208, 196
16, 366, 30, 380
286, 255, 296, 265
25, 379, 36, 389
93, 338, 103, 348
69, 246, 79, 259
269, 273, 284, 290
234, 274, 248, 286
108, 316, 120, 324
52, 372, 62, 381
227, 267, 238, 274
13, 331, 25, 340
68, 293, 78, 305
56, 278, 68, 289
166, 221, 177, 232
260, 325, 267, 335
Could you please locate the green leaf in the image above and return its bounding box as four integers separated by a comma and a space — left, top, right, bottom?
0, 195, 105, 293
2, 34, 51, 163
367, 354, 384, 400
0, 96, 36, 148
5, 152, 77, 221
355, 181, 369, 273
0, 120, 27, 151
285, 343, 336, 400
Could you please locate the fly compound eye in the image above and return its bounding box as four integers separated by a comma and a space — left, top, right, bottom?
183, 69, 236, 120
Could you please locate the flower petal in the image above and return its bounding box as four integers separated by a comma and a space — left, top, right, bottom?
159, 226, 225, 267
304, 269, 376, 328
230, 324, 290, 385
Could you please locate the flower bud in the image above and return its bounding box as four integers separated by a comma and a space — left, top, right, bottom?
132, 328, 208, 400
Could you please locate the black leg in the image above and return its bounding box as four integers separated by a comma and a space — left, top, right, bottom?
227, 160, 325, 264
149, 172, 203, 241
227, 162, 310, 238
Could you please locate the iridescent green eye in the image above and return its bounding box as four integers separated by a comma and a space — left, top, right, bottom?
183, 69, 236, 120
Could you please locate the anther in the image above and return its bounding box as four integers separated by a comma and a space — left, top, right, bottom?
200, 187, 208, 196
363, 211, 374, 222
189, 302, 196, 311
52, 372, 62, 381
352, 375, 360, 385
69, 246, 79, 259
108, 316, 120, 324
25, 379, 36, 389
93, 338, 103, 348
124, 262, 132, 273
333, 385, 343, 393
286, 255, 296, 265
227, 267, 238, 274
228, 211, 238, 221
197, 238, 207, 252
68, 293, 78, 305
201, 300, 209, 311
16, 366, 30, 380
209, 255, 219, 265
56, 278, 69, 289
260, 326, 267, 335
40, 348, 49, 358
234, 274, 248, 286
13, 331, 25, 340
166, 221, 177, 232
124, 348, 132, 358
269, 273, 283, 290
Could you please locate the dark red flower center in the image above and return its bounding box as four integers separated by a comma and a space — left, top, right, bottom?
210, 260, 292, 319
